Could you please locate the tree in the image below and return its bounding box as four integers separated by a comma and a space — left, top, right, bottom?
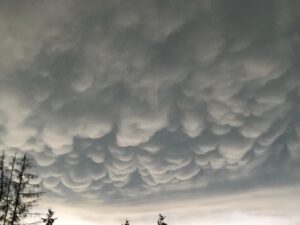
42, 209, 57, 225
0, 153, 42, 225
157, 214, 167, 225
0, 152, 7, 222
2, 155, 17, 225
122, 219, 129, 225
10, 154, 43, 225
0, 152, 6, 201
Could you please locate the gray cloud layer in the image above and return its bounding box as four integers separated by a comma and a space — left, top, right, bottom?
0, 0, 300, 204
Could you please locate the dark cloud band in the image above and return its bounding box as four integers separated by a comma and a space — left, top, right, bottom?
0, 0, 300, 204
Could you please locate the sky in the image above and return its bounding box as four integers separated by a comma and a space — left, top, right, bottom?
0, 0, 300, 224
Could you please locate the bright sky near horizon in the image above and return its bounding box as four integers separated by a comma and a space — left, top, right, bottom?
1, 0, 300, 225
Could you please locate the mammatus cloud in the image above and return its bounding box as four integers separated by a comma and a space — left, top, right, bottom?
0, 0, 300, 210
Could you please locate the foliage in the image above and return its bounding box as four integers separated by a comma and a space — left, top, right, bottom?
157, 214, 168, 225
122, 219, 129, 225
41, 209, 57, 225
0, 152, 42, 225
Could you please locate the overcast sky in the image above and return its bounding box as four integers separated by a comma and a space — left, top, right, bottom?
1, 0, 300, 225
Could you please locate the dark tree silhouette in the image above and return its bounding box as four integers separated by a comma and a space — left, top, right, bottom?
42, 209, 57, 225
0, 152, 5, 201
122, 219, 129, 225
0, 153, 42, 225
10, 154, 42, 225
2, 155, 17, 225
157, 214, 167, 225
0, 152, 7, 221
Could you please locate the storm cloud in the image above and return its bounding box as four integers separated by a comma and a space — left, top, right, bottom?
1, 0, 300, 209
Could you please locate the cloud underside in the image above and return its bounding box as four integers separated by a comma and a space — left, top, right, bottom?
0, 0, 300, 204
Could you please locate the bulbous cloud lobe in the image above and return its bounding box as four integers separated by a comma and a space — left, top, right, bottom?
0, 0, 300, 203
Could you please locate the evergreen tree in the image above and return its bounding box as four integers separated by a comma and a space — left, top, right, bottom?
122, 219, 129, 225
157, 214, 167, 225
42, 209, 57, 225
0, 152, 5, 201
10, 154, 42, 225
2, 155, 17, 225
0, 152, 7, 221
0, 153, 42, 225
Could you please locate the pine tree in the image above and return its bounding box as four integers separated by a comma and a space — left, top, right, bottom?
9, 154, 43, 225
0, 153, 45, 225
157, 214, 167, 225
0, 152, 7, 222
0, 152, 5, 201
2, 155, 17, 225
41, 209, 57, 225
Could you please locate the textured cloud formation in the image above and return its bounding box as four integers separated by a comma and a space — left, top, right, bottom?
1, 0, 300, 205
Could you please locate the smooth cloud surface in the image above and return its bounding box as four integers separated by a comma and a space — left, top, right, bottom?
1, 0, 300, 223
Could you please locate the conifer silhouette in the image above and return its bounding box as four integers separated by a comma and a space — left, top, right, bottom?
0, 152, 5, 202
42, 209, 57, 225
0, 153, 42, 225
2, 154, 17, 225
122, 219, 129, 225
10, 154, 43, 225
0, 152, 7, 221
157, 214, 167, 225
